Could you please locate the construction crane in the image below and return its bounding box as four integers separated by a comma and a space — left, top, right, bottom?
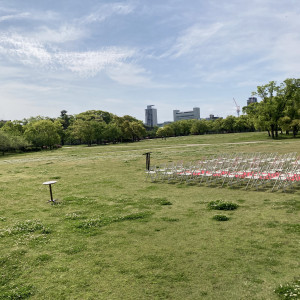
233, 98, 240, 117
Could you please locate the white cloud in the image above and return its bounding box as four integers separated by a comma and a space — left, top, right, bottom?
268, 33, 300, 76
0, 9, 59, 23
79, 2, 135, 24
0, 33, 136, 76
0, 12, 30, 22
1, 82, 57, 93
106, 62, 170, 88
166, 23, 224, 58
107, 62, 152, 86
0, 33, 52, 66
55, 48, 135, 77
33, 25, 85, 44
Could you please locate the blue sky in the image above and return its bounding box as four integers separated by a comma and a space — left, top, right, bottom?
0, 0, 299, 123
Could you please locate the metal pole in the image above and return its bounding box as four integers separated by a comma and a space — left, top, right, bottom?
143, 152, 152, 170
49, 184, 54, 202
146, 153, 150, 170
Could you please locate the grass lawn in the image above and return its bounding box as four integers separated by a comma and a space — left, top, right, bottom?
0, 132, 299, 299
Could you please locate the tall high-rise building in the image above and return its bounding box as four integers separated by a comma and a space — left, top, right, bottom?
173, 107, 200, 122
247, 97, 257, 105
145, 105, 157, 127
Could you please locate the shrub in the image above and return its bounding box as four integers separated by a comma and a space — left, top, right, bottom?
275, 279, 300, 299
0, 284, 35, 299
159, 199, 172, 206
208, 200, 239, 211
212, 214, 229, 221
76, 212, 152, 229
0, 220, 51, 237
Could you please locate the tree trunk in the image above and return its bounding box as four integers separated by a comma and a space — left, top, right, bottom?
270, 125, 275, 139
293, 127, 297, 137
275, 124, 278, 138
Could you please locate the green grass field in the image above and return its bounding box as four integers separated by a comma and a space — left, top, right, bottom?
0, 132, 299, 299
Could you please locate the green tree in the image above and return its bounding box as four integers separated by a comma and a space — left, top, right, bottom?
212, 118, 225, 133
245, 78, 299, 138
0, 131, 29, 155
58, 110, 74, 145
76, 110, 114, 124
0, 121, 24, 136
94, 121, 107, 144
190, 120, 209, 135
281, 78, 300, 137
223, 115, 236, 133
145, 125, 158, 138
114, 116, 146, 142
24, 119, 62, 148
69, 119, 97, 146
0, 131, 12, 155
104, 123, 122, 143
169, 122, 182, 136
130, 121, 146, 142
156, 125, 174, 137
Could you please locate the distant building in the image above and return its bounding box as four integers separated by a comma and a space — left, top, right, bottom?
157, 121, 172, 128
205, 114, 221, 121
173, 107, 200, 122
247, 97, 257, 106
145, 105, 157, 127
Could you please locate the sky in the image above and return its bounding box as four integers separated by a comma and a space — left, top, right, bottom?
0, 0, 299, 123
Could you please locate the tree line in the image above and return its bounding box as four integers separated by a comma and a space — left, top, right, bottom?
0, 110, 147, 154
155, 115, 255, 138
0, 110, 255, 155
0, 78, 298, 155
243, 78, 300, 138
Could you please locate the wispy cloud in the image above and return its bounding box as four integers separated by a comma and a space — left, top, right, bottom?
269, 32, 300, 75
33, 25, 85, 44
0, 33, 135, 77
106, 62, 172, 88
107, 62, 154, 86
55, 48, 135, 77
0, 33, 52, 66
0, 9, 59, 23
165, 23, 224, 58
0, 12, 30, 22
79, 2, 135, 24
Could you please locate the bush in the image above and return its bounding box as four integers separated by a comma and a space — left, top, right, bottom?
212, 214, 229, 221
0, 131, 29, 155
208, 200, 239, 211
274, 279, 300, 299
0, 220, 51, 237
76, 212, 152, 229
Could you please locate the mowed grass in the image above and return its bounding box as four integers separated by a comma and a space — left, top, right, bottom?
0, 132, 299, 299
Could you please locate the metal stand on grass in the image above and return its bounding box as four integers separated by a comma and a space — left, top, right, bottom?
43, 181, 58, 203
143, 152, 152, 170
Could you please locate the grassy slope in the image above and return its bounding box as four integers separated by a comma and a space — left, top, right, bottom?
0, 132, 299, 299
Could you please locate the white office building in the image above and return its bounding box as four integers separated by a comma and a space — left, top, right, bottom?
145, 105, 158, 127
173, 107, 200, 122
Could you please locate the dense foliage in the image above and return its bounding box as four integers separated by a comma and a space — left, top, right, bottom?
0, 78, 298, 154
0, 110, 147, 154
156, 115, 255, 138
243, 78, 300, 138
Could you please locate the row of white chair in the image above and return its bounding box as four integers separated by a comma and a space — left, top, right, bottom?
145, 153, 300, 192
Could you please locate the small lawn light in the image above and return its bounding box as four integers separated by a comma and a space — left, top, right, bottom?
43, 180, 58, 203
